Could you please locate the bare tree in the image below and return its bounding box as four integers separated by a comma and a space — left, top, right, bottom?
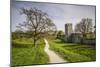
17, 8, 56, 47
75, 18, 93, 37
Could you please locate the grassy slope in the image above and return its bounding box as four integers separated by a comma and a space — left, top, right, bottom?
12, 38, 49, 66
48, 39, 96, 62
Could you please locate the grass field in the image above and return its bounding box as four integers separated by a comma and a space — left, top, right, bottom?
12, 38, 49, 66
48, 39, 96, 62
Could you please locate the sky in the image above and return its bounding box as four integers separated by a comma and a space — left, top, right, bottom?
11, 1, 96, 32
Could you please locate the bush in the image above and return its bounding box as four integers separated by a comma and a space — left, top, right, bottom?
12, 38, 33, 48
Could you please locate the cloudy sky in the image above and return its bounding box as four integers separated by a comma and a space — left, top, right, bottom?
11, 1, 96, 32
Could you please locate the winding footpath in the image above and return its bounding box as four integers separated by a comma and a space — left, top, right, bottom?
44, 39, 66, 63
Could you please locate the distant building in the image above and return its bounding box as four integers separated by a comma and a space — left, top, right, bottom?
65, 23, 73, 37
64, 23, 73, 42
60, 23, 95, 45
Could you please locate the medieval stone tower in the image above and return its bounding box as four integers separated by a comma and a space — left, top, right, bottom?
65, 23, 73, 37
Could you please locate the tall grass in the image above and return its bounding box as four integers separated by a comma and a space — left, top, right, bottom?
12, 38, 49, 66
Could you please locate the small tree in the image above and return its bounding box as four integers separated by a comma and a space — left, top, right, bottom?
75, 18, 93, 38
17, 8, 56, 47
57, 30, 64, 38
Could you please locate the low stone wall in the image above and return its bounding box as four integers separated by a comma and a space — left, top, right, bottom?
58, 35, 96, 45
81, 39, 96, 45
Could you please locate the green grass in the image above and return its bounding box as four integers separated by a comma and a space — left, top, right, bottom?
48, 39, 96, 62
12, 38, 33, 48
12, 38, 49, 66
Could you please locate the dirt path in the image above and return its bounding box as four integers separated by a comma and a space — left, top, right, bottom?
44, 39, 66, 63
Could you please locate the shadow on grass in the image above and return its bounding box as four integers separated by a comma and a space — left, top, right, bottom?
12, 42, 33, 48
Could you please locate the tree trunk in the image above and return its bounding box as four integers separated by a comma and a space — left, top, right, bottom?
33, 38, 37, 48
83, 33, 86, 38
